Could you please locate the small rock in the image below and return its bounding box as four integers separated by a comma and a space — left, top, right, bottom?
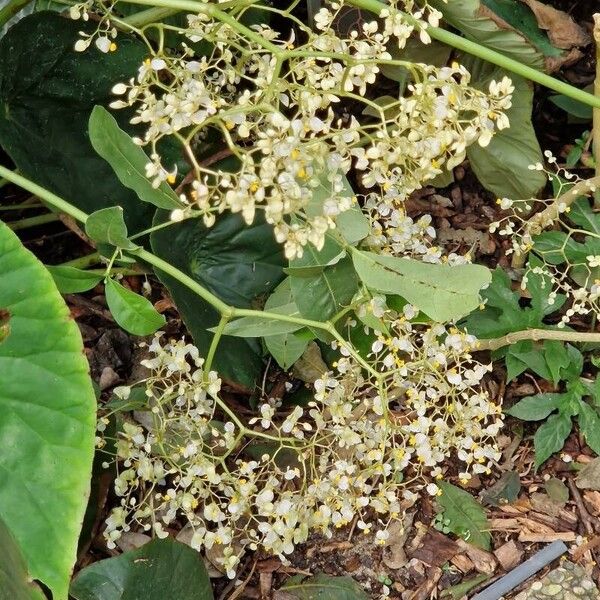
544, 583, 562, 596
99, 366, 120, 390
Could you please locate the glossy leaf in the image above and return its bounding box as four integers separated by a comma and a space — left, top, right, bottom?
104, 278, 165, 336
0, 516, 45, 600
437, 482, 491, 550
461, 55, 546, 199
278, 573, 368, 599
534, 412, 572, 468
264, 278, 311, 370
89, 106, 182, 210
70, 537, 213, 600
352, 250, 491, 322
0, 221, 96, 600
85, 207, 137, 250
46, 265, 103, 293
151, 212, 284, 388
481, 471, 521, 507
550, 94, 593, 120
0, 12, 158, 234
578, 401, 600, 455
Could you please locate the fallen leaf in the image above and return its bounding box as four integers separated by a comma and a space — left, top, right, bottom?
530, 492, 564, 517
382, 514, 413, 570
292, 342, 328, 383
494, 540, 523, 571
545, 477, 569, 504
521, 0, 591, 49
576, 457, 600, 491
481, 471, 521, 507
410, 529, 460, 567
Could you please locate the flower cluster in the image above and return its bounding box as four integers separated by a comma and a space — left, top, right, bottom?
101, 322, 502, 577
490, 156, 600, 327
73, 0, 512, 259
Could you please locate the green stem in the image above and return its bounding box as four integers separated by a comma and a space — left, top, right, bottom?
205, 314, 230, 373
122, 6, 180, 27
346, 0, 600, 109
479, 328, 600, 351
7, 213, 60, 230
60, 252, 101, 269
0, 0, 33, 28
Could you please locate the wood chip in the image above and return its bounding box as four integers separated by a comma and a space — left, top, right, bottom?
583, 491, 600, 517
456, 540, 497, 575
410, 529, 460, 567
450, 553, 475, 573
494, 540, 523, 571
518, 532, 576, 543
408, 566, 442, 600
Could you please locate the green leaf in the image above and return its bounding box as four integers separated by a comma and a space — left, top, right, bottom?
89, 106, 182, 210
429, 0, 547, 69
70, 538, 213, 600
0, 221, 96, 600
481, 471, 521, 507
461, 55, 546, 199
46, 265, 104, 293
85, 207, 138, 250
104, 278, 166, 336
506, 393, 565, 421
568, 198, 600, 235
0, 12, 160, 234
544, 477, 569, 503
151, 212, 285, 388
437, 482, 491, 550
263, 279, 310, 370
0, 516, 45, 600
534, 412, 572, 468
352, 250, 491, 322
578, 401, 600, 455
278, 573, 368, 599
220, 314, 303, 337
549, 95, 593, 120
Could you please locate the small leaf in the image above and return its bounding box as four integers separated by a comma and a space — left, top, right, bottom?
263, 279, 310, 370
578, 401, 600, 455
534, 412, 572, 468
277, 573, 368, 600
85, 207, 138, 250
219, 315, 303, 338
506, 393, 565, 421
46, 265, 103, 294
104, 278, 165, 336
437, 482, 491, 550
0, 516, 45, 600
70, 537, 213, 600
544, 477, 569, 504
575, 457, 600, 491
550, 94, 593, 120
89, 106, 182, 210
481, 471, 521, 507
352, 250, 491, 322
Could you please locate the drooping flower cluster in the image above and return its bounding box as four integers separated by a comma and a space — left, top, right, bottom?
71, 0, 513, 259
490, 155, 600, 327
101, 321, 502, 577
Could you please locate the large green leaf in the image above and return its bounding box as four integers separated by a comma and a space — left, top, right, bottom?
151, 213, 285, 388
0, 516, 45, 600
461, 55, 546, 199
89, 106, 182, 210
437, 482, 491, 550
70, 538, 213, 600
429, 0, 546, 69
0, 221, 96, 600
0, 12, 160, 233
278, 574, 368, 599
352, 250, 491, 322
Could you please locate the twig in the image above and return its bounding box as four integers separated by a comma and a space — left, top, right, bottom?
512, 175, 600, 268
567, 479, 595, 536
477, 328, 600, 352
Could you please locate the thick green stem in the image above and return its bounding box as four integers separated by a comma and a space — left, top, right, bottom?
7, 213, 60, 231
60, 252, 101, 269
479, 329, 600, 352
0, 0, 33, 28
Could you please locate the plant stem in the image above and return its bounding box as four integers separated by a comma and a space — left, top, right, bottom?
204, 314, 230, 373
0, 0, 32, 28
60, 252, 101, 269
593, 14, 600, 207
346, 0, 600, 110
123, 6, 180, 26
478, 328, 600, 352
117, 0, 600, 108
7, 213, 60, 230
